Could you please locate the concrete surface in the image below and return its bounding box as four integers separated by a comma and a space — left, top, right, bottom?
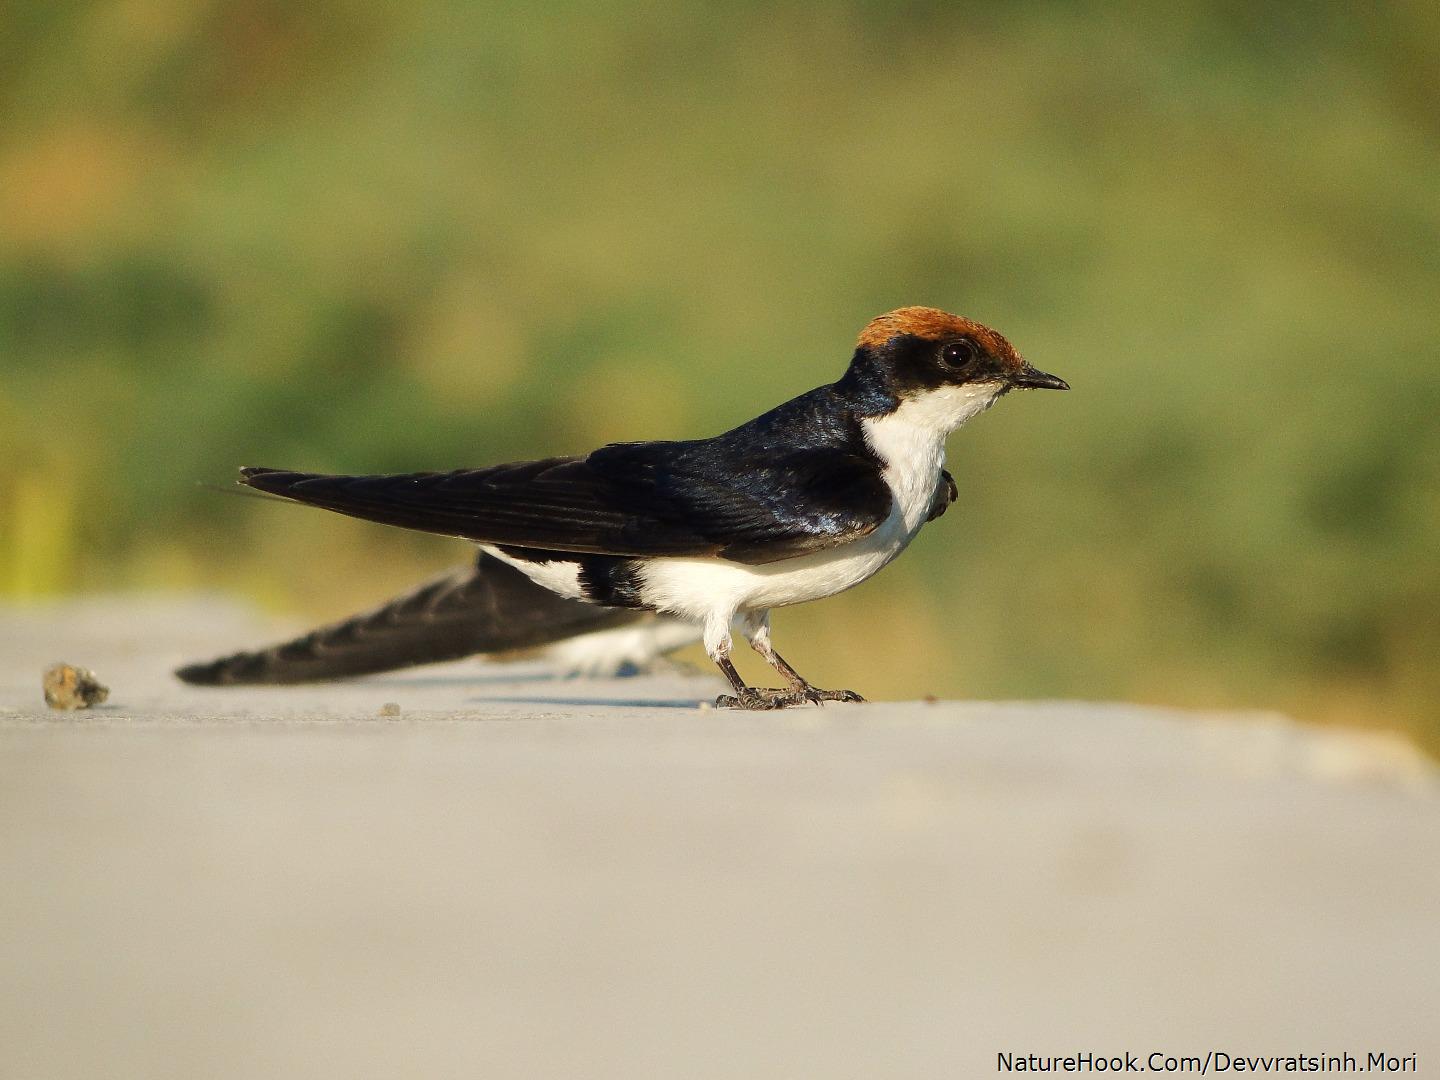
2, 597, 1438, 1079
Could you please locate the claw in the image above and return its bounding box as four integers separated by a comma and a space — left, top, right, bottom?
715, 688, 783, 711
798, 687, 866, 705
715, 686, 865, 710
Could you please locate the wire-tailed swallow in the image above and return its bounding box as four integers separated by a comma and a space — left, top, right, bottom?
224, 307, 1068, 709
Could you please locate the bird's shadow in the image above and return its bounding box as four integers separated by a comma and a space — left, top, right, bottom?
464, 694, 709, 710
344, 665, 719, 709
352, 671, 562, 689
339, 671, 716, 709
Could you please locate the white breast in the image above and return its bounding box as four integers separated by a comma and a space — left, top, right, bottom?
859, 381, 1005, 526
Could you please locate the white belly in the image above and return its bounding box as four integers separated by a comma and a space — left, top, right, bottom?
634, 506, 917, 619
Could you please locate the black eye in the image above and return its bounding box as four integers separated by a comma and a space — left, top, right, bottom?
940, 340, 978, 367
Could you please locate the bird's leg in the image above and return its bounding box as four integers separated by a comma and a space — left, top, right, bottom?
739, 612, 865, 707
706, 617, 784, 711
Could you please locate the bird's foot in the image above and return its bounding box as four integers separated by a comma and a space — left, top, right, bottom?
800, 687, 866, 705
715, 686, 806, 710
715, 686, 865, 710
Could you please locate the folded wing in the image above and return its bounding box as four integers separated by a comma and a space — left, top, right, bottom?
240, 441, 891, 565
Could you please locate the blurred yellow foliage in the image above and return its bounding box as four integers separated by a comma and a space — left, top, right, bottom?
5, 468, 78, 598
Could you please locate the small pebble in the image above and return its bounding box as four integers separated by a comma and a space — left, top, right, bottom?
378, 702, 402, 718
43, 663, 110, 710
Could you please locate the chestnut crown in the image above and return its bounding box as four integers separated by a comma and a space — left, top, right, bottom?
848, 306, 1067, 397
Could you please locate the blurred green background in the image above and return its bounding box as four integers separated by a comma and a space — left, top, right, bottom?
2, 1, 1437, 747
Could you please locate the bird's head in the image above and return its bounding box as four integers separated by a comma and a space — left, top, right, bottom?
841, 306, 1068, 429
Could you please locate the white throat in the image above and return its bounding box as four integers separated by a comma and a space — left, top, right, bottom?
860, 382, 1004, 531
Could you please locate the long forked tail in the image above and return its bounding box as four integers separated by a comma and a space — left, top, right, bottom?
175, 550, 640, 685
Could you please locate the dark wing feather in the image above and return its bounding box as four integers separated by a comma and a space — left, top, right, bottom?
240, 442, 891, 565
926, 469, 958, 522
175, 550, 639, 685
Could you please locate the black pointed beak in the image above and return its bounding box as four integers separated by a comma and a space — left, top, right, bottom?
1010, 362, 1069, 391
